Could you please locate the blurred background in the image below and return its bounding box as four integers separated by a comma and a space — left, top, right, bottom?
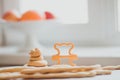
0, 0, 120, 66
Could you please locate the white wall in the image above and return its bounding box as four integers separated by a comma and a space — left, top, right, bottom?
38, 0, 120, 46
0, 0, 3, 16
2, 0, 20, 13
0, 0, 3, 46
3, 0, 120, 47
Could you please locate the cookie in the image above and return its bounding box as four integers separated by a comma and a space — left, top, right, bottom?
92, 70, 112, 75
30, 48, 41, 57
21, 65, 101, 74
30, 56, 44, 61
27, 60, 48, 67
116, 65, 120, 70
0, 66, 25, 73
0, 72, 22, 79
51, 64, 72, 67
102, 66, 116, 70
22, 71, 96, 79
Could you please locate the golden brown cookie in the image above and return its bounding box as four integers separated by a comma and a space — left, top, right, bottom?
21, 65, 101, 74
51, 64, 72, 67
0, 72, 22, 79
0, 66, 25, 73
30, 56, 44, 61
22, 71, 96, 79
102, 66, 116, 70
30, 48, 41, 57
91, 70, 112, 75
116, 65, 120, 70
27, 60, 48, 67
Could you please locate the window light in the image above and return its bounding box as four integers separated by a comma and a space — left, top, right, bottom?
19, 0, 88, 24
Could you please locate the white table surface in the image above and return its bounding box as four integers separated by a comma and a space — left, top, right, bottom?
0, 47, 120, 66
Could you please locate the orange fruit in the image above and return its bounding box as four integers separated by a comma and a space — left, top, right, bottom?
2, 10, 20, 22
20, 10, 42, 21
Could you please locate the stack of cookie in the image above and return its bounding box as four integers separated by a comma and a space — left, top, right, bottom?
27, 48, 48, 67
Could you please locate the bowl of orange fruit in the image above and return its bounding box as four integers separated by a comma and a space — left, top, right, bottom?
1, 10, 59, 52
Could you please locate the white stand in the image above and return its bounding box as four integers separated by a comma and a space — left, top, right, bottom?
9, 21, 46, 52
6, 20, 60, 53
